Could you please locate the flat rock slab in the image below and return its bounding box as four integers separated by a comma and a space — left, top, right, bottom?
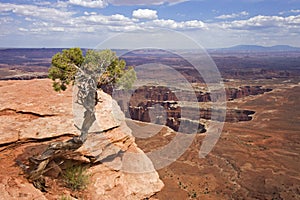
0, 79, 124, 144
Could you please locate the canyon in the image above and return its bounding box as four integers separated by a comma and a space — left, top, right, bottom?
0, 77, 296, 199
133, 79, 300, 199
0, 48, 299, 199
111, 85, 271, 133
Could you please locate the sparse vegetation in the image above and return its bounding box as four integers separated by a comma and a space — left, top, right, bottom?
189, 190, 197, 198
178, 181, 187, 189
203, 187, 210, 194
63, 164, 90, 191
60, 195, 73, 200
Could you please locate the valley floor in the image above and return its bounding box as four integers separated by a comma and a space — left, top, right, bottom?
134, 79, 300, 200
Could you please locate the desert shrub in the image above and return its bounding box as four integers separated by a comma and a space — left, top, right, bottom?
60, 195, 73, 200
63, 164, 90, 191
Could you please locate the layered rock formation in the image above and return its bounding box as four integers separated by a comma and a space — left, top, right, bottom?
114, 85, 272, 103
112, 85, 261, 133
0, 79, 163, 199
226, 86, 272, 101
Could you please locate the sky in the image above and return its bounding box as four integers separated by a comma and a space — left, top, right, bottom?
0, 0, 300, 48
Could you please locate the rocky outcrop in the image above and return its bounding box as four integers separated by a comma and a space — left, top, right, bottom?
0, 79, 163, 199
226, 86, 272, 101
112, 85, 272, 105
126, 104, 254, 131
126, 102, 206, 133
111, 86, 259, 133
74, 102, 164, 199
220, 68, 292, 80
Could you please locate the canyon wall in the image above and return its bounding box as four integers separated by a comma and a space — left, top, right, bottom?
112, 85, 267, 133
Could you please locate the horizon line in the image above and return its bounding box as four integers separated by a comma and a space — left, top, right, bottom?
1, 44, 300, 51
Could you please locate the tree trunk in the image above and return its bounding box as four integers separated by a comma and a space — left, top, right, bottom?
24, 74, 98, 191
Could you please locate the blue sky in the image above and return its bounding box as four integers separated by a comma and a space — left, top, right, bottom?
0, 0, 300, 48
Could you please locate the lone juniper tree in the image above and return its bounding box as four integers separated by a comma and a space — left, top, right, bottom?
27, 48, 136, 189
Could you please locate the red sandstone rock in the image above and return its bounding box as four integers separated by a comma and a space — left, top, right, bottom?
0, 79, 164, 200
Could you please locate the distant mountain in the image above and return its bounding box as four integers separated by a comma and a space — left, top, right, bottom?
214, 45, 300, 52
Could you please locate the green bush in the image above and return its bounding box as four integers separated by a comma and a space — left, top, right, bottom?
60, 195, 73, 200
63, 164, 90, 191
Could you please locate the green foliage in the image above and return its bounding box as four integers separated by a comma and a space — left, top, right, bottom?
83, 49, 136, 89
63, 164, 90, 191
48, 48, 136, 92
60, 195, 73, 200
82, 49, 116, 73
49, 47, 84, 91
115, 66, 136, 90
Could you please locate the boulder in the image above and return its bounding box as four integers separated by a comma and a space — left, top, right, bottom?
74, 91, 164, 199
78, 125, 164, 199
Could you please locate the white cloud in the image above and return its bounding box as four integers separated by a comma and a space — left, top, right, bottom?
216, 11, 249, 19
280, 9, 300, 15
75, 14, 134, 26
132, 9, 158, 20
48, 27, 65, 32
66, 0, 189, 8
32, 1, 52, 6
1, 1, 299, 48
108, 24, 142, 32
69, 0, 108, 8
0, 2, 74, 21
0, 3, 14, 12
108, 0, 187, 6
221, 15, 300, 30
0, 1, 205, 36
55, 1, 70, 8
18, 27, 28, 32
0, 16, 13, 24
111, 14, 129, 21
57, 13, 139, 34
290, 9, 300, 13
84, 11, 97, 15
151, 19, 206, 30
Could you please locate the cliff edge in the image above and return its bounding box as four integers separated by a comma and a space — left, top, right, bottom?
0, 79, 163, 200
